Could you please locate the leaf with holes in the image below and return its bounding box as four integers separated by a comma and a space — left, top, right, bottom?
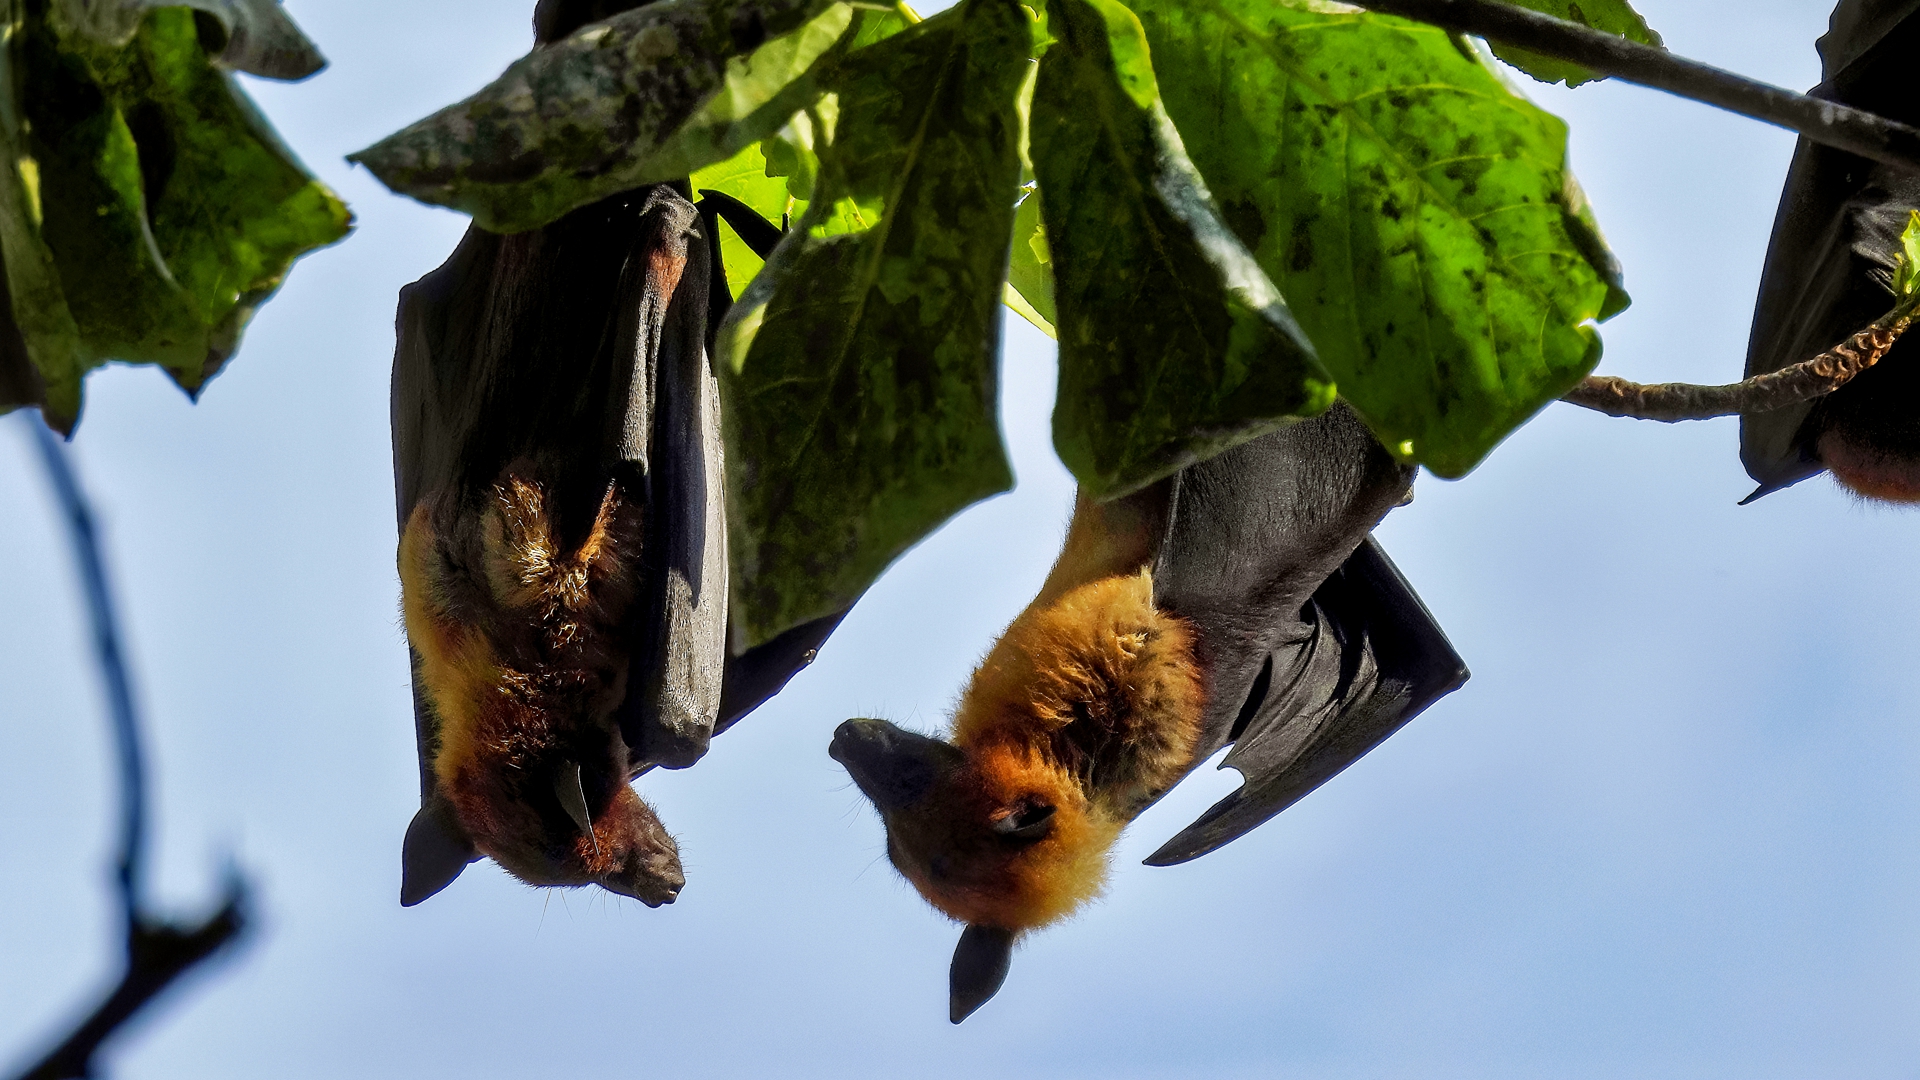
717, 0, 1031, 647
1131, 0, 1625, 477
1032, 0, 1330, 499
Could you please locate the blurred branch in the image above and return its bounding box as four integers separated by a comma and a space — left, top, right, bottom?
1562, 293, 1919, 422
1355, 0, 1920, 176
9, 413, 249, 1080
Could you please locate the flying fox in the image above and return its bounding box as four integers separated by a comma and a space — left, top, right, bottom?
832, 404, 1470, 1022
1741, 0, 1920, 503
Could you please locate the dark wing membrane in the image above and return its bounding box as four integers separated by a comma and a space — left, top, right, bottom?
715, 609, 849, 736
615, 196, 728, 770
1740, 0, 1920, 498
1145, 538, 1467, 865
1148, 404, 1416, 770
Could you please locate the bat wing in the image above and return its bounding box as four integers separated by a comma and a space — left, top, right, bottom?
1740, 0, 1920, 499
1145, 538, 1466, 865
1143, 404, 1467, 863
614, 193, 728, 771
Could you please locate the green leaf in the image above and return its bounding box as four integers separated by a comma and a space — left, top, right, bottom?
717, 0, 1031, 647
3, 2, 348, 430
1487, 0, 1662, 88
350, 0, 856, 233
1131, 0, 1622, 477
692, 142, 799, 299
1003, 182, 1055, 335
1897, 210, 1920, 303
1031, 0, 1331, 500
51, 0, 326, 80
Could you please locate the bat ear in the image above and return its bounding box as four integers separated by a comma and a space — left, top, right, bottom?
989, 801, 1056, 842
949, 924, 1016, 1024
401, 798, 478, 907
553, 760, 600, 856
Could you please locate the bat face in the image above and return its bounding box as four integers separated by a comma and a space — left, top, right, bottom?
833, 571, 1202, 933
401, 464, 684, 906
831, 718, 1113, 931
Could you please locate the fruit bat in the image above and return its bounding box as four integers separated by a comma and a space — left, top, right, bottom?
1741, 0, 1920, 502
391, 180, 721, 907
390, 0, 855, 909
830, 404, 1469, 1022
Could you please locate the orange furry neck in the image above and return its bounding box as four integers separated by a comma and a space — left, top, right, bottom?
923, 568, 1204, 931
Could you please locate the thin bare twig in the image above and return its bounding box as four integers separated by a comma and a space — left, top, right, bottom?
10, 415, 249, 1080
1354, 0, 1920, 177
1562, 299, 1919, 422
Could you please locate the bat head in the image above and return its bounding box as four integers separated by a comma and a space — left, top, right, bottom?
829, 718, 1114, 932
398, 469, 685, 906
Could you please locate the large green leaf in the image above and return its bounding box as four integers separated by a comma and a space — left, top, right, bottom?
717, 0, 1031, 647
2, 1, 348, 430
1489, 0, 1661, 88
1032, 0, 1330, 500
350, 0, 858, 234
1131, 0, 1624, 477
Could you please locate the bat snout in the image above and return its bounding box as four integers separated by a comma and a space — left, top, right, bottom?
601, 850, 685, 907
831, 719, 962, 812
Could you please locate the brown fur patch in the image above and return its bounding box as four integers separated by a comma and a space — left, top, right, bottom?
400, 472, 677, 898
1820, 428, 1920, 503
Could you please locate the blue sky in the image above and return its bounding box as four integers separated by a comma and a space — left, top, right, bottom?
4, 0, 1919, 1076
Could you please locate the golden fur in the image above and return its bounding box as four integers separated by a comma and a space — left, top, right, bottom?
888, 562, 1205, 932
400, 471, 679, 894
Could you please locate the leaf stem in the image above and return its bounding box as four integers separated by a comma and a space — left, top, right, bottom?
1561, 296, 1920, 422
1354, 0, 1920, 175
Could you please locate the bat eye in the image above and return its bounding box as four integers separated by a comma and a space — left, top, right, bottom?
990, 801, 1055, 842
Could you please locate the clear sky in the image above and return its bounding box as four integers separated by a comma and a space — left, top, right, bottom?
4, 0, 1918, 1076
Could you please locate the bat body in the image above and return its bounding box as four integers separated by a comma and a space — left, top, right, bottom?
832, 404, 1468, 1021
392, 180, 725, 906
1742, 0, 1920, 502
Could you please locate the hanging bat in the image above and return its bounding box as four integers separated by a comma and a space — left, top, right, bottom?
391, 177, 725, 907
1741, 0, 1920, 502
830, 404, 1469, 1021
389, 76, 855, 908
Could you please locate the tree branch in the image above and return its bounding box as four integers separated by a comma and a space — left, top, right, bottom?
1561, 299, 1918, 422
9, 415, 250, 1080
24, 418, 148, 924
1354, 0, 1920, 176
